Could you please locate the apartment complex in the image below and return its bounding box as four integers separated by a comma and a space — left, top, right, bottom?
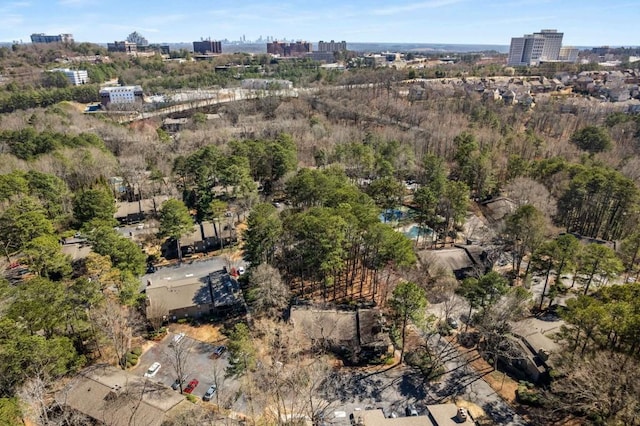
49, 68, 88, 86
267, 41, 311, 57
508, 29, 572, 66
30, 33, 74, 44
317, 40, 347, 52
99, 86, 144, 106
193, 39, 222, 54
107, 41, 138, 53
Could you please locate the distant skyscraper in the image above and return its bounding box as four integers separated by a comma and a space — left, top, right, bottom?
31, 33, 74, 44
507, 29, 564, 66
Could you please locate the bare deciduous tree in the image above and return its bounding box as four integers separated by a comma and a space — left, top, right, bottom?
165, 334, 194, 394
93, 298, 134, 369
247, 263, 290, 319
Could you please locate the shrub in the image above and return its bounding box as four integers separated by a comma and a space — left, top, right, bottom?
177, 318, 188, 324
516, 381, 543, 407
131, 347, 143, 356
185, 394, 198, 404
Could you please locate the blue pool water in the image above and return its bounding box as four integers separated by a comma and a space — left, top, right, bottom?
404, 225, 433, 239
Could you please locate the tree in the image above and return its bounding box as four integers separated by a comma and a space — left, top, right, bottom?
73, 188, 116, 225
22, 235, 72, 280
165, 336, 193, 394
93, 299, 134, 369
247, 263, 290, 319
0, 197, 54, 259
243, 203, 282, 266
549, 350, 640, 425
570, 126, 613, 153
365, 176, 404, 211
389, 281, 428, 362
576, 244, 623, 295
158, 199, 193, 262
504, 204, 547, 279
457, 271, 509, 330
0, 398, 22, 426
226, 323, 256, 378
87, 226, 146, 277
7, 277, 69, 338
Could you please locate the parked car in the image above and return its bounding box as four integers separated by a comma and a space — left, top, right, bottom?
447, 317, 459, 329
237, 266, 245, 275
184, 379, 199, 394
170, 332, 186, 347
203, 384, 217, 401
171, 374, 188, 390
143, 362, 161, 378
212, 345, 227, 359
406, 405, 418, 416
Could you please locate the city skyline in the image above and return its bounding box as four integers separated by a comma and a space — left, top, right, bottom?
1, 0, 638, 46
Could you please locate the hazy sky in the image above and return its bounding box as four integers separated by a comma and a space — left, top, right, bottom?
1, 0, 638, 46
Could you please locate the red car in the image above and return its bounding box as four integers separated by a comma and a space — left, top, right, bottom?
183, 379, 199, 394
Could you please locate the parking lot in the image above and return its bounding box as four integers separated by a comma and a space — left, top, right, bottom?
133, 330, 235, 402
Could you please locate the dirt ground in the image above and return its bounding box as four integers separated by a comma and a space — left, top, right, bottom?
168, 322, 227, 344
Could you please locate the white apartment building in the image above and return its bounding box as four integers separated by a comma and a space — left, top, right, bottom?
508, 29, 565, 66
99, 85, 144, 106
49, 68, 88, 86
559, 46, 579, 63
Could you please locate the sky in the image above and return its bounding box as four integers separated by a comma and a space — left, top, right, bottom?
0, 0, 638, 46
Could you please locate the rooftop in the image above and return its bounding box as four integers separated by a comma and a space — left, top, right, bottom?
56, 364, 187, 426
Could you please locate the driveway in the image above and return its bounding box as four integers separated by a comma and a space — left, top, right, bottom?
133, 331, 237, 403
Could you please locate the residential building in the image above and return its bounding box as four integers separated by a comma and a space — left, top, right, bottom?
351, 405, 474, 426
145, 270, 244, 321
307, 51, 336, 63
107, 41, 137, 53
193, 39, 222, 54
558, 46, 579, 63
507, 29, 564, 66
99, 85, 144, 106
57, 364, 188, 426
30, 33, 73, 43
317, 40, 346, 52
267, 41, 311, 57
537, 29, 563, 61
48, 68, 88, 85
290, 307, 392, 364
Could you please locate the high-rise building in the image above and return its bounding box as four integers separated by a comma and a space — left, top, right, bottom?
536, 29, 563, 61
31, 33, 74, 44
507, 29, 564, 66
559, 46, 579, 63
267, 41, 311, 58
317, 40, 347, 52
193, 39, 222, 54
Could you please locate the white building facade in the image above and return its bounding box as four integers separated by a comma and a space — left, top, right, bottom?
99, 85, 144, 106
49, 68, 88, 86
508, 29, 565, 66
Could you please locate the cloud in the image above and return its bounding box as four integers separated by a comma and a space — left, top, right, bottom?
371, 0, 465, 16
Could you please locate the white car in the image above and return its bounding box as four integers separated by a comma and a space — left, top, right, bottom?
237, 266, 245, 275
144, 362, 161, 378
170, 332, 185, 347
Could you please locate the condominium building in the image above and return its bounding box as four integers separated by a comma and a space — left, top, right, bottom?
99, 86, 144, 106
31, 33, 74, 44
559, 46, 579, 63
193, 39, 222, 54
267, 41, 311, 58
507, 29, 564, 66
49, 68, 88, 86
107, 41, 137, 53
317, 40, 347, 52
